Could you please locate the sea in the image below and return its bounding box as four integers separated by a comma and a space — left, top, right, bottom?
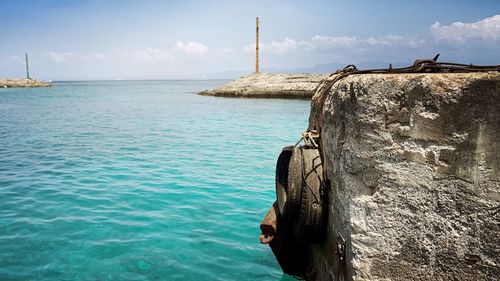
0, 80, 311, 281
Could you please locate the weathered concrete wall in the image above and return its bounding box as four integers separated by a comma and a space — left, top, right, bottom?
200, 73, 328, 99
308, 73, 499, 280
0, 79, 51, 87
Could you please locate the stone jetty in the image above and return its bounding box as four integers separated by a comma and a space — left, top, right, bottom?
307, 72, 499, 280
0, 79, 51, 88
199, 73, 329, 99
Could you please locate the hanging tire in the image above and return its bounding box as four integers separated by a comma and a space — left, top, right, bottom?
276, 146, 303, 221
294, 148, 326, 243
276, 146, 293, 218
285, 146, 303, 219
269, 226, 308, 278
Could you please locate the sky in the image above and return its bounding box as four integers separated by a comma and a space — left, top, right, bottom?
0, 0, 499, 80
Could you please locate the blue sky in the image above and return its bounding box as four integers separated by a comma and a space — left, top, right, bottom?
0, 0, 499, 80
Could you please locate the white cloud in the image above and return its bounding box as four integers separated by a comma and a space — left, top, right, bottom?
308, 35, 359, 49
244, 34, 424, 55
243, 43, 256, 53
214, 48, 233, 55
174, 41, 208, 55
119, 48, 173, 62
46, 52, 76, 63
366, 35, 402, 46
116, 42, 209, 63
47, 41, 210, 65
88, 52, 107, 60
364, 35, 425, 48
267, 38, 299, 54
46, 52, 107, 63
430, 14, 500, 43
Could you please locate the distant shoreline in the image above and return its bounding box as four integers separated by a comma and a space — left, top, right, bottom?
0, 79, 52, 88
50, 79, 233, 83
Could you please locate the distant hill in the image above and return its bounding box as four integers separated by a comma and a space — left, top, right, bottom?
200, 61, 410, 80
279, 61, 410, 74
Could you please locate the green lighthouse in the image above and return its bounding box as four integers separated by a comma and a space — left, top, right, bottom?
25, 52, 31, 80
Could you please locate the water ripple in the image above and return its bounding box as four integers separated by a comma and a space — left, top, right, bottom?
0, 80, 306, 280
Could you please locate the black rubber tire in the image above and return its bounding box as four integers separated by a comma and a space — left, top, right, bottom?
294, 148, 326, 243
269, 225, 308, 278
275, 146, 293, 218
276, 146, 303, 221
285, 146, 303, 219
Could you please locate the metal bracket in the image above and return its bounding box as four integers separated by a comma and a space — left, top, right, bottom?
335, 234, 346, 262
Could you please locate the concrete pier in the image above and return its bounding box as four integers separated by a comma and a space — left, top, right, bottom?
306, 72, 500, 280
0, 79, 51, 88
199, 73, 329, 99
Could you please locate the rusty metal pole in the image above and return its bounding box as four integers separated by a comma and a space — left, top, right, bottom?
255, 17, 259, 74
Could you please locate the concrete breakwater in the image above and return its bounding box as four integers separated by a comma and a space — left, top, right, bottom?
308, 72, 499, 280
199, 73, 329, 99
0, 79, 51, 88
260, 71, 499, 280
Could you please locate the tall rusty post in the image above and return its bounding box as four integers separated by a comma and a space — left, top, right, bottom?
25, 52, 31, 80
255, 17, 260, 74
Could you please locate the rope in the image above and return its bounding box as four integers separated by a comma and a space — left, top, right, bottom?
295, 130, 320, 148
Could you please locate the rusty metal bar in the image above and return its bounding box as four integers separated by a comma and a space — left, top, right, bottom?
259, 201, 278, 244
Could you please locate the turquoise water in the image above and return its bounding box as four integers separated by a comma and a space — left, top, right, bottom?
0, 81, 310, 280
